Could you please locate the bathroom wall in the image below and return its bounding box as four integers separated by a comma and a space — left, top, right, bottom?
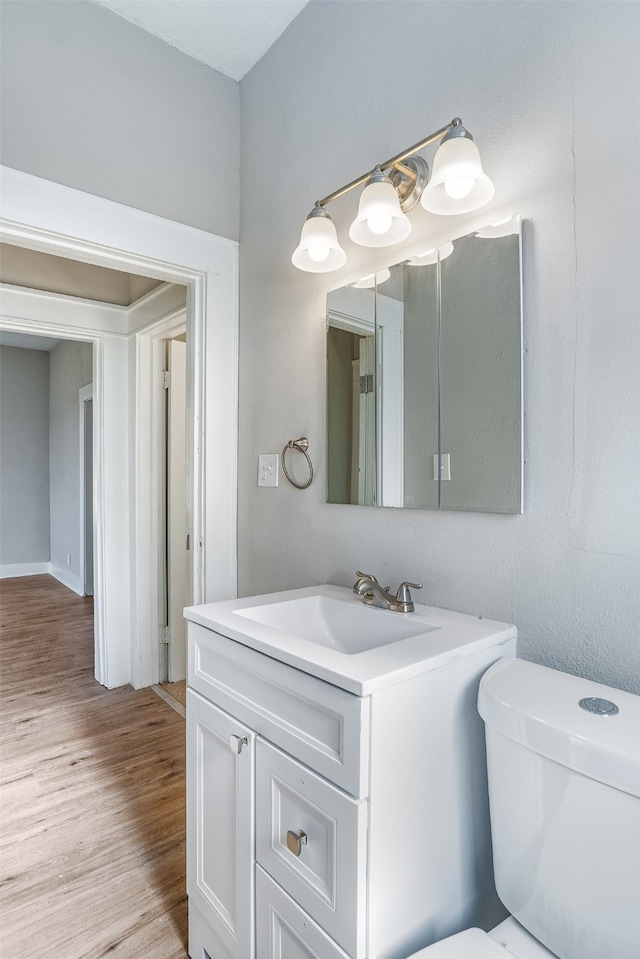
0, 346, 50, 568
0, 0, 239, 239
239, 2, 640, 692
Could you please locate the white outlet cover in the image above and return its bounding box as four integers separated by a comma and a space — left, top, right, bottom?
258, 453, 279, 487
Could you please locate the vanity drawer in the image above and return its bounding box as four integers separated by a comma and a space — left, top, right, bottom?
256, 739, 368, 959
256, 866, 351, 959
188, 622, 370, 797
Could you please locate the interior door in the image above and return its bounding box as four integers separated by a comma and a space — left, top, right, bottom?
167, 338, 187, 681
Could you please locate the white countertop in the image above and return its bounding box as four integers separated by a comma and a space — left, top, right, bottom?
184, 585, 517, 695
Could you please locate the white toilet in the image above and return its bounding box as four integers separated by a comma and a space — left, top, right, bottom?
410, 657, 640, 959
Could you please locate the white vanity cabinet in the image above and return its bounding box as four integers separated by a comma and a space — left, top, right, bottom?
185, 588, 517, 959
186, 688, 256, 959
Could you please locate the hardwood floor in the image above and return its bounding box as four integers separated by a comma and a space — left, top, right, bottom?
0, 575, 188, 959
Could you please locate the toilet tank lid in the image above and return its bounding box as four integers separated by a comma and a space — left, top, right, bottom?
478, 659, 640, 798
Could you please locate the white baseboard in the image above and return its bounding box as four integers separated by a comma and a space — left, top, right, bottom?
0, 562, 86, 597
48, 563, 84, 596
0, 562, 50, 579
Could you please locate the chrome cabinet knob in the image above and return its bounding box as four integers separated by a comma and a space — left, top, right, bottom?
286, 829, 308, 857
229, 734, 248, 754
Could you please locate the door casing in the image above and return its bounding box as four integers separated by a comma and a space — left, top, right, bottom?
0, 165, 239, 689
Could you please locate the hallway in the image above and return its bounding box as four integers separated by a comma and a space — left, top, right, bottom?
0, 575, 188, 958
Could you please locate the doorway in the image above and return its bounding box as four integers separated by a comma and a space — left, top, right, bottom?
1, 165, 239, 690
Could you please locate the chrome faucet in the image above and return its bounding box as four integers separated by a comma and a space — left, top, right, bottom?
353, 570, 423, 613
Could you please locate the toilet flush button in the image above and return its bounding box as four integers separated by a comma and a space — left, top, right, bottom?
579, 697, 619, 716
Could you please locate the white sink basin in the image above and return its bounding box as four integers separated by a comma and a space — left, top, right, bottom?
234, 594, 434, 655
184, 585, 517, 695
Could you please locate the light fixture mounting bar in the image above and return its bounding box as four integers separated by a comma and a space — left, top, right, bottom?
316, 119, 458, 208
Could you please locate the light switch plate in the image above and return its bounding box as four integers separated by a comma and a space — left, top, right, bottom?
258, 453, 279, 487
432, 453, 451, 481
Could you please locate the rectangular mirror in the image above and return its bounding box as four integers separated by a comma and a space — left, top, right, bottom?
326, 214, 523, 512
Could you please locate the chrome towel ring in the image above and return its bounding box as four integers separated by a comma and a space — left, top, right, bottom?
281, 437, 314, 489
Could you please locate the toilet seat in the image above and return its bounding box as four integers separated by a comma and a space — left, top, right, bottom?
410, 928, 507, 958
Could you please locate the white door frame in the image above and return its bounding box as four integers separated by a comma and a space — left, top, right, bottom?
0, 166, 239, 689
134, 307, 188, 687
79, 383, 94, 598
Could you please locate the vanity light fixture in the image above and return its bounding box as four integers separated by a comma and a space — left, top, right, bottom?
420, 122, 494, 215
348, 167, 412, 247
292, 118, 494, 273
291, 204, 347, 273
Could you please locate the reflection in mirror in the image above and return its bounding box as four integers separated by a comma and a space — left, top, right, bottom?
326, 214, 522, 512
326, 284, 376, 505
403, 259, 439, 509
440, 221, 522, 512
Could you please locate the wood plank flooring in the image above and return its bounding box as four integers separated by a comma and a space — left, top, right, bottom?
0, 575, 188, 959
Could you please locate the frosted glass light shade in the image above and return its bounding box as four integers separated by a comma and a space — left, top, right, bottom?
292, 213, 347, 273
349, 179, 412, 247
421, 136, 494, 215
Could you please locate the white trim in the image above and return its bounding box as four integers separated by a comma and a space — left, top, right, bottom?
0, 563, 87, 594
133, 307, 188, 688
0, 563, 50, 578
327, 310, 375, 336
79, 383, 93, 599
49, 562, 84, 596
0, 283, 128, 334
128, 282, 188, 334
1, 165, 239, 689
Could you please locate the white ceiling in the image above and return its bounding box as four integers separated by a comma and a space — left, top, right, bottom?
91, 0, 309, 81
0, 331, 63, 352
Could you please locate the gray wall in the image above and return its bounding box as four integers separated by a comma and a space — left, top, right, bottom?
49, 341, 93, 578
0, 346, 50, 565
0, 0, 239, 239
239, 2, 640, 693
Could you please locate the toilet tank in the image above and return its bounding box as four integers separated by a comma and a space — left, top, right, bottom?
478, 659, 640, 959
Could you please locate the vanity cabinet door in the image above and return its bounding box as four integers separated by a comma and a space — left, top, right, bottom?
187, 689, 255, 959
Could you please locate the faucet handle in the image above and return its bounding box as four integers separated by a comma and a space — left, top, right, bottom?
355, 570, 378, 583
354, 570, 380, 592
395, 581, 423, 610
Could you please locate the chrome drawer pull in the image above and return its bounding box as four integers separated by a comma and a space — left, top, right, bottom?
286, 829, 308, 857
